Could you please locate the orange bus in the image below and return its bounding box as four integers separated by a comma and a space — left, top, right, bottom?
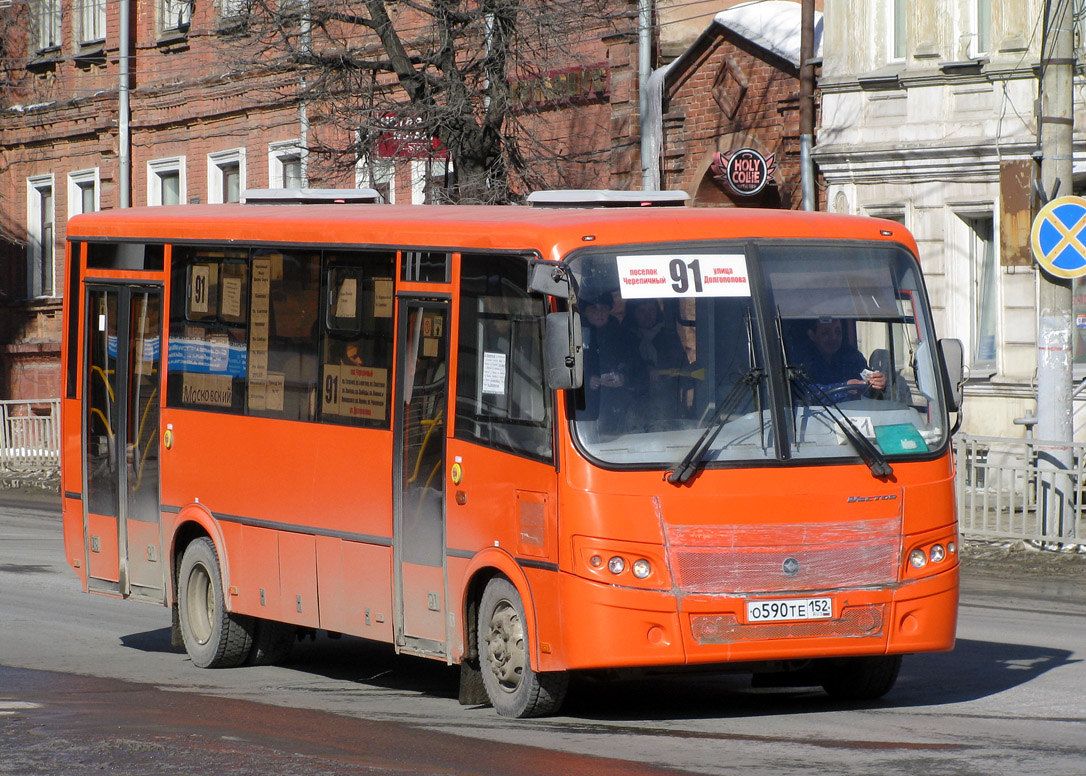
61, 189, 965, 717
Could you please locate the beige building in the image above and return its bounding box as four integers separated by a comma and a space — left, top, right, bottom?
815, 0, 1086, 437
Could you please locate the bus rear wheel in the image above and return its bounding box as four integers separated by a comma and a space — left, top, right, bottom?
177, 537, 253, 669
820, 655, 902, 701
478, 577, 568, 718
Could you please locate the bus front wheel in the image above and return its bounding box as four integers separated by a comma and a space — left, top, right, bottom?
177, 537, 253, 669
820, 654, 902, 701
477, 577, 568, 718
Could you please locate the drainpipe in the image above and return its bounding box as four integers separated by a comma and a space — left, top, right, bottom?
799, 0, 815, 210
639, 0, 653, 190
118, 0, 131, 208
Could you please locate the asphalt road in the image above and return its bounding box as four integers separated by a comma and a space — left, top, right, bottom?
1, 487, 1084, 775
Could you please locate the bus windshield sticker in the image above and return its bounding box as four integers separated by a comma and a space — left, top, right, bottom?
373, 278, 394, 317
482, 351, 507, 394
616, 254, 750, 299
323, 365, 389, 421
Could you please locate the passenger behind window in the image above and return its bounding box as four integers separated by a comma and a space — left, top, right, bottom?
622, 298, 688, 429
579, 291, 645, 436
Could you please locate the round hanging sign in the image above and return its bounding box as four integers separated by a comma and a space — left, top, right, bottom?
725, 148, 772, 196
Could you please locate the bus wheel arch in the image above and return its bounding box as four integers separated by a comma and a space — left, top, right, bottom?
476, 575, 569, 717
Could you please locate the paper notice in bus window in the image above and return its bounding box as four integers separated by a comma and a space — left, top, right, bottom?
221, 276, 243, 319
266, 372, 285, 412
190, 265, 211, 314
336, 277, 358, 318
616, 254, 749, 299
324, 364, 388, 421
248, 349, 267, 383
182, 372, 232, 408
248, 379, 267, 411
373, 278, 394, 318
209, 332, 230, 373
482, 352, 507, 394
422, 337, 439, 358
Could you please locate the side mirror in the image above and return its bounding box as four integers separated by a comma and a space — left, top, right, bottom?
544, 312, 583, 389
529, 261, 571, 299
938, 338, 966, 412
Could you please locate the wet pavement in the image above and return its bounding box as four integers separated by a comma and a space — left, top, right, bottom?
0, 665, 692, 776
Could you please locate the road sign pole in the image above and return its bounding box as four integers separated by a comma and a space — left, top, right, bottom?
1037, 0, 1075, 541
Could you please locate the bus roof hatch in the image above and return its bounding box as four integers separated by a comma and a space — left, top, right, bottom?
526, 189, 689, 208
242, 188, 382, 204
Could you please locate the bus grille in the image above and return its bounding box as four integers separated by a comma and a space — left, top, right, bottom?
690, 605, 886, 645
665, 517, 901, 594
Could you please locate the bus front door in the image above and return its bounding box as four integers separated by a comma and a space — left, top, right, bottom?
393, 300, 449, 655
83, 285, 164, 602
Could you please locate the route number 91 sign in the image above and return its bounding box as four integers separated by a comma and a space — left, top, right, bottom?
616, 254, 750, 298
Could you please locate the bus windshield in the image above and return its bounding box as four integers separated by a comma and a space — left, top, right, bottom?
568, 241, 947, 469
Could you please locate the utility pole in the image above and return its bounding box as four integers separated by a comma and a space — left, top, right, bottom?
799, 0, 815, 211
1037, 0, 1075, 538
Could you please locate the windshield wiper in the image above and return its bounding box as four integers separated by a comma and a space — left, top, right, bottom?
667, 368, 763, 485
787, 367, 893, 478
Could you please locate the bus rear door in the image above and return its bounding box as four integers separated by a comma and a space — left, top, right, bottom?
82, 283, 165, 602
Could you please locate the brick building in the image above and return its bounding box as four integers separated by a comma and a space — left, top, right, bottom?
654, 2, 823, 208
0, 0, 818, 402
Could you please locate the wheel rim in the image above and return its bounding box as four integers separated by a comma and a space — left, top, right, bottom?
485, 598, 525, 694
184, 562, 214, 646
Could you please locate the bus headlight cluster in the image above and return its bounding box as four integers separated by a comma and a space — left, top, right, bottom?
589, 554, 652, 579
909, 541, 957, 569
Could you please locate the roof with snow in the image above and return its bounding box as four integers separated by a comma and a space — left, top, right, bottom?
715, 1, 823, 67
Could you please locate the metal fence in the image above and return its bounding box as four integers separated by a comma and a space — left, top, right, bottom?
955, 433, 1084, 546
0, 399, 61, 485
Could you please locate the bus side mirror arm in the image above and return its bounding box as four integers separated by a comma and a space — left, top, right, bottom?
938, 338, 966, 414
545, 312, 583, 390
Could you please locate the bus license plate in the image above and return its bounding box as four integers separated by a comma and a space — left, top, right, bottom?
746, 597, 833, 623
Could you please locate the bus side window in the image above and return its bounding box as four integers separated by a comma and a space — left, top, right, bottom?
455, 254, 552, 463
318, 250, 395, 428
249, 250, 320, 422
166, 247, 249, 415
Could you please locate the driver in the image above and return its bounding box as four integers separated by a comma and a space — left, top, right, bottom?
801, 318, 886, 397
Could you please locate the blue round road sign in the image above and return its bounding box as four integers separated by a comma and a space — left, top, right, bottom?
1031, 195, 1086, 279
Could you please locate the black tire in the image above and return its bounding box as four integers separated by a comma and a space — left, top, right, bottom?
247, 618, 296, 666
478, 577, 568, 718
820, 655, 902, 701
177, 537, 253, 669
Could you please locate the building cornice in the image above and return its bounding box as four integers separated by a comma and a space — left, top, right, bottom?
812, 138, 1039, 184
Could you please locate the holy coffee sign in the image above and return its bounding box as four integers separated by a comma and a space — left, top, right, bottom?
713, 148, 775, 196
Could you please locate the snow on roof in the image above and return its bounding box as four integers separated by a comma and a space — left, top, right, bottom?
716, 1, 823, 67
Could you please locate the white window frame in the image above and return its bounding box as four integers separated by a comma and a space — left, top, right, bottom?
949, 207, 999, 375
207, 148, 247, 204
888, 0, 907, 63
410, 159, 451, 205
969, 0, 991, 58
160, 0, 192, 33
67, 168, 101, 219
356, 156, 396, 203
77, 0, 107, 44
31, 0, 62, 53
147, 156, 187, 206
27, 174, 56, 299
268, 141, 306, 189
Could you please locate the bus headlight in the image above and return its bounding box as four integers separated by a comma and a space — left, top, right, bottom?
632, 559, 652, 579
929, 544, 946, 563
573, 536, 669, 590
909, 549, 928, 568
608, 556, 626, 575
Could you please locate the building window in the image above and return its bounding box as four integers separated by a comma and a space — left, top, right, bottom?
208, 149, 246, 204
269, 141, 305, 189
27, 175, 56, 298
160, 0, 192, 34
68, 169, 100, 218
891, 0, 907, 61
77, 0, 106, 44
148, 157, 186, 206
971, 0, 991, 57
31, 0, 62, 54
961, 214, 998, 372
411, 159, 451, 205
356, 156, 395, 203
220, 0, 248, 17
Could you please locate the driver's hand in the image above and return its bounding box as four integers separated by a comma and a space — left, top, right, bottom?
866, 371, 887, 390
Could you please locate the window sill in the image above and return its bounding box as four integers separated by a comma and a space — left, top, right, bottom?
74, 42, 106, 64
27, 49, 61, 70
156, 27, 190, 50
